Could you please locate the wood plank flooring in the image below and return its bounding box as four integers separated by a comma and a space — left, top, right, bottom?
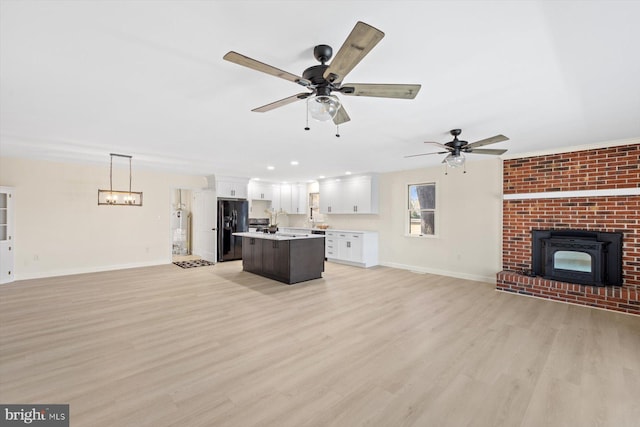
1, 261, 639, 426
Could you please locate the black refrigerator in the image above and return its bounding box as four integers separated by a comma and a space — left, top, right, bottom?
217, 199, 249, 262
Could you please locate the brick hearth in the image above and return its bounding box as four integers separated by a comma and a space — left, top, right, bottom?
498, 143, 640, 315
496, 271, 640, 315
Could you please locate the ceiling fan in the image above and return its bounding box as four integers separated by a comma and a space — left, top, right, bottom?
223, 21, 421, 125
405, 129, 509, 168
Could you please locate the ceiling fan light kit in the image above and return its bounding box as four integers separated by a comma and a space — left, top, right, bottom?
444, 152, 465, 168
223, 21, 421, 130
307, 94, 341, 122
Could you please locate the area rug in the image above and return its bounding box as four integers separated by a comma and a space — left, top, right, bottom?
173, 259, 215, 269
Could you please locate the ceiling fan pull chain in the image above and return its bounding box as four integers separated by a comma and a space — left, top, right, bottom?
336, 125, 340, 138
304, 98, 310, 131
463, 162, 467, 174
444, 164, 448, 176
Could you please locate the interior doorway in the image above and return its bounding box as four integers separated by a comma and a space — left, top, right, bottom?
171, 189, 195, 262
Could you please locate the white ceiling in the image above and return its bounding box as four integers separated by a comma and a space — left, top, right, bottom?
1, 0, 639, 182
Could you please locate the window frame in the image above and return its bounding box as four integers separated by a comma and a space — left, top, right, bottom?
406, 181, 438, 238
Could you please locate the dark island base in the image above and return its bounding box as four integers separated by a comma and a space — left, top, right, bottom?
241, 236, 325, 284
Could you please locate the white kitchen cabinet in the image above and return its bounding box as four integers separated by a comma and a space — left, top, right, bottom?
248, 181, 273, 201
0, 187, 14, 284
290, 183, 308, 215
319, 179, 340, 213
217, 176, 248, 199
250, 182, 307, 214
325, 230, 378, 268
270, 184, 282, 212
279, 184, 292, 213
319, 174, 379, 214
344, 175, 377, 213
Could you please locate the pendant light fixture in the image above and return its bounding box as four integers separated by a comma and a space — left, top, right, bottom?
98, 153, 143, 206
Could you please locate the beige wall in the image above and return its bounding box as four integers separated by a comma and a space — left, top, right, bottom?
1, 156, 502, 282
0, 157, 206, 280
289, 159, 503, 282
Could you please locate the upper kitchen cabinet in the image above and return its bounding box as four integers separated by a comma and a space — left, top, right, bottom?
270, 184, 282, 212
319, 174, 379, 214
248, 181, 273, 201
263, 183, 307, 214
290, 183, 308, 215
216, 176, 249, 199
278, 184, 292, 213
319, 179, 340, 213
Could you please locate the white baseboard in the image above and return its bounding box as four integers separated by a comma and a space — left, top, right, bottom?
326, 258, 375, 268
13, 259, 169, 282
380, 261, 496, 284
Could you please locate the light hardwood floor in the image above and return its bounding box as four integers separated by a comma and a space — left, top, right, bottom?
1, 261, 639, 426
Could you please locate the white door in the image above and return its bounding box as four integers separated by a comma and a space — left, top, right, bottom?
192, 190, 217, 262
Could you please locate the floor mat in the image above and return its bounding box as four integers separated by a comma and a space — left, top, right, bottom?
173, 259, 216, 269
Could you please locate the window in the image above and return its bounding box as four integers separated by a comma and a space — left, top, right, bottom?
408, 183, 436, 236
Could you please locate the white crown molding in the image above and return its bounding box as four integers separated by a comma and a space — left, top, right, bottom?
0, 132, 214, 176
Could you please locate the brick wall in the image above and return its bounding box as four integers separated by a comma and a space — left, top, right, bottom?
498, 143, 640, 315
504, 144, 639, 193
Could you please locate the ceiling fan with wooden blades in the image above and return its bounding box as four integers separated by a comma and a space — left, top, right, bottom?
405, 129, 509, 168
223, 21, 421, 126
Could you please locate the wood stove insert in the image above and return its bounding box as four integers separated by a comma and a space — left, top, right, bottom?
531, 229, 623, 286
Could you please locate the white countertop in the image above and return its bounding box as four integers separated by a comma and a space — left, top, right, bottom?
234, 232, 325, 241
279, 227, 378, 234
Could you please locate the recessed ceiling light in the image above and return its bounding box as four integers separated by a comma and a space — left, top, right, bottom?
290, 161, 299, 166
345, 171, 352, 175
267, 166, 275, 170
252, 177, 261, 181
319, 175, 325, 179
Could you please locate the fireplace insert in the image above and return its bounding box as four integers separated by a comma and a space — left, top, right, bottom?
531, 229, 622, 286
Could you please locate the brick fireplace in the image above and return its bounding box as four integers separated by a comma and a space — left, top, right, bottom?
497, 143, 640, 315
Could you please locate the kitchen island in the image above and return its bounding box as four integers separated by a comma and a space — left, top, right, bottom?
234, 232, 325, 284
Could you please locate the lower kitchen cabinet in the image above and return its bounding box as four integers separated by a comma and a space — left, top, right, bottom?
262, 239, 290, 278
242, 237, 263, 272
325, 230, 378, 268
241, 236, 325, 284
